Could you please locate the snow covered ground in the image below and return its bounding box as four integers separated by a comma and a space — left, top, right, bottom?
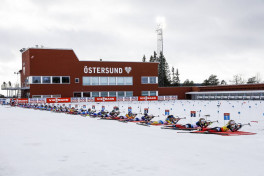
0, 100, 264, 176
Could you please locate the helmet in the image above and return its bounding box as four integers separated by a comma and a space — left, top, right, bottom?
200, 118, 205, 124
229, 120, 235, 125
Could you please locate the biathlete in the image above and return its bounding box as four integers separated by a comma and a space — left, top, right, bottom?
183, 118, 213, 130
208, 120, 242, 132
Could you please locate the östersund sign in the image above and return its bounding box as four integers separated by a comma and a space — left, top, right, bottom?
84, 66, 132, 74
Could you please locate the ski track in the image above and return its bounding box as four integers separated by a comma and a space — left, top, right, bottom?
0, 100, 264, 176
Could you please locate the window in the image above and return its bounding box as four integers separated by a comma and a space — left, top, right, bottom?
149, 91, 157, 96
83, 77, 90, 85
118, 91, 125, 97
142, 91, 149, 96
141, 77, 148, 84
101, 92, 108, 97
100, 77, 108, 85
75, 78, 79, 83
42, 76, 51, 84
83, 92, 90, 97
109, 91, 116, 97
52, 76, 60, 84
126, 91, 133, 97
74, 92, 82, 97
125, 77, 133, 85
117, 77, 124, 85
32, 76, 41, 84
149, 77, 156, 84
92, 92, 99, 97
92, 77, 99, 85
109, 77, 116, 85
43, 95, 51, 98
32, 95, 41, 98
62, 77, 70, 84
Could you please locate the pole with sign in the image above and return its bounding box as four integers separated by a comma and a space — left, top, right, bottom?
190, 111, 196, 117
165, 109, 170, 116
144, 108, 149, 114
128, 107, 132, 113
224, 113, 230, 125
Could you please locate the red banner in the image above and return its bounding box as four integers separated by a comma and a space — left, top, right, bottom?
95, 97, 116, 102
138, 96, 147, 101
46, 98, 71, 103
138, 96, 158, 101
57, 98, 71, 103
147, 96, 158, 101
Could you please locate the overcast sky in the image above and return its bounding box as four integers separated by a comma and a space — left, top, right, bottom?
0, 0, 264, 96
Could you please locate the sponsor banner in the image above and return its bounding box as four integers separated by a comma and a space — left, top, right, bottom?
131, 97, 138, 101
71, 98, 79, 103
138, 96, 158, 101
147, 96, 158, 101
165, 96, 170, 101
29, 98, 37, 104
138, 96, 147, 101
170, 96, 178, 100
17, 98, 28, 104
57, 98, 71, 103
95, 97, 117, 102
37, 98, 45, 104
80, 97, 87, 102
124, 97, 130, 101
47, 98, 56, 103
46, 98, 71, 103
117, 97, 124, 101
87, 97, 94, 102
158, 96, 165, 101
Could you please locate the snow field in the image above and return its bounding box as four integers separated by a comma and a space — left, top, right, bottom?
0, 100, 264, 176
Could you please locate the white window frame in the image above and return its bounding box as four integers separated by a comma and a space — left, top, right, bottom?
61, 76, 70, 84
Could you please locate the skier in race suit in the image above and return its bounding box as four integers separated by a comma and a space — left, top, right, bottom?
135, 113, 154, 122
165, 115, 181, 124
184, 118, 212, 129
209, 120, 242, 132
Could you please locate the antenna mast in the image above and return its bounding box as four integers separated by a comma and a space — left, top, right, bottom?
156, 21, 164, 57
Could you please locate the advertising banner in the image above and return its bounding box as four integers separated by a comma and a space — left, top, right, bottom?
95, 97, 117, 102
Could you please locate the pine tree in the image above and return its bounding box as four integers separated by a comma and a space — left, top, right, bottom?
142, 55, 146, 62
202, 75, 219, 85
171, 67, 181, 86
153, 51, 157, 62
182, 79, 194, 86
149, 56, 154, 62
158, 52, 171, 86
